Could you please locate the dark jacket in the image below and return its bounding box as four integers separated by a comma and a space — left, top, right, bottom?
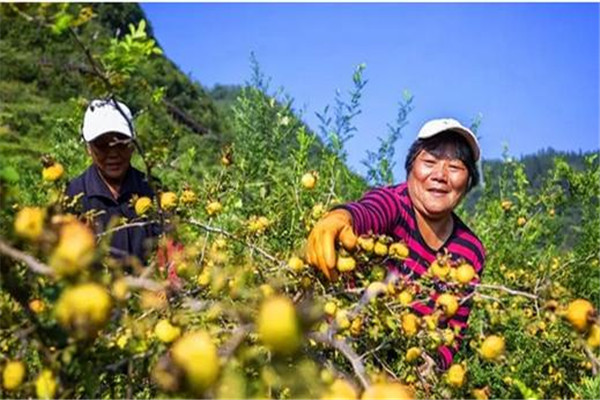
66, 164, 160, 264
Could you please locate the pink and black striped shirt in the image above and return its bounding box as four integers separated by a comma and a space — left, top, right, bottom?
341, 182, 486, 369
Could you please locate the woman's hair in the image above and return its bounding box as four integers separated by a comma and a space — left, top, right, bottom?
404, 130, 480, 192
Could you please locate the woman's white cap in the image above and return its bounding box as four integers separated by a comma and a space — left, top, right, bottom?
417, 118, 480, 161
82, 99, 134, 142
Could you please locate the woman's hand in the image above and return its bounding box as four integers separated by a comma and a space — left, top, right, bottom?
305, 209, 357, 280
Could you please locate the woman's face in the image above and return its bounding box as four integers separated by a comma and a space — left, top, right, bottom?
88, 132, 134, 182
407, 148, 470, 220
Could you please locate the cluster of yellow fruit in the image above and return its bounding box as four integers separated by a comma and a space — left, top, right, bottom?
1, 360, 57, 398
357, 235, 410, 260
322, 378, 415, 400
135, 189, 198, 216
426, 253, 477, 285
247, 215, 271, 235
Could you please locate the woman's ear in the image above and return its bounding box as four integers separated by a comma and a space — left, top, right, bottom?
86, 145, 92, 156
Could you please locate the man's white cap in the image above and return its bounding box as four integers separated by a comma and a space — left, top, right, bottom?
417, 118, 480, 161
82, 99, 134, 142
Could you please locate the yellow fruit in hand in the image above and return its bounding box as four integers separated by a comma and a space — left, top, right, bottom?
398, 290, 413, 306
480, 335, 505, 361
389, 242, 409, 259
180, 189, 197, 204
301, 172, 317, 190
336, 310, 351, 330
361, 382, 415, 400
446, 364, 466, 388
374, 241, 388, 257
430, 259, 451, 279
42, 162, 64, 182
171, 331, 219, 395
35, 369, 57, 399
50, 220, 95, 276
587, 324, 600, 348
401, 313, 419, 337
288, 256, 305, 272
357, 236, 375, 253
2, 360, 26, 390
14, 207, 45, 240
566, 299, 596, 332
455, 263, 476, 284
154, 319, 181, 343
337, 256, 356, 272
436, 293, 459, 317
135, 196, 152, 215
160, 192, 177, 210
257, 296, 301, 355
405, 347, 422, 363
322, 379, 358, 400
55, 283, 112, 339
324, 301, 337, 316
206, 201, 223, 216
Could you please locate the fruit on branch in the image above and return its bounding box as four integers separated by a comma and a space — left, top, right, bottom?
455, 262, 476, 284
301, 172, 317, 190
479, 335, 505, 361
135, 196, 152, 215
257, 295, 301, 355
55, 282, 112, 339
160, 192, 178, 210
429, 255, 451, 280
35, 369, 57, 399
336, 310, 351, 330
446, 363, 466, 388
180, 189, 197, 205
357, 236, 375, 253
436, 294, 459, 317
401, 313, 419, 337
373, 241, 388, 257
587, 324, 600, 348
49, 220, 95, 276
501, 200, 512, 211
337, 256, 356, 272
155, 319, 181, 343
14, 207, 45, 241
389, 242, 409, 260
405, 347, 422, 363
360, 382, 415, 400
42, 162, 64, 182
206, 201, 223, 216
322, 378, 358, 400
2, 360, 26, 391
565, 299, 596, 332
324, 301, 337, 316
171, 331, 219, 395
288, 256, 305, 272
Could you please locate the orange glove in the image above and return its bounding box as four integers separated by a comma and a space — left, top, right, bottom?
306, 209, 357, 280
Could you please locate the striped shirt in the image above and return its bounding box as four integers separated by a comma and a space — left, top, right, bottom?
341, 182, 486, 369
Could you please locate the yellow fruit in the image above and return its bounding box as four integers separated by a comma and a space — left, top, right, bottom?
480, 335, 505, 361
501, 200, 512, 211
358, 236, 375, 253
430, 259, 451, 279
337, 256, 356, 272
257, 296, 301, 355
472, 387, 490, 400
587, 324, 600, 348
374, 242, 388, 257
423, 314, 439, 331
566, 299, 596, 332
55, 283, 112, 338
197, 269, 211, 287
259, 284, 274, 298
288, 256, 305, 272
455, 263, 476, 284
446, 364, 466, 388
336, 310, 351, 330
42, 162, 64, 182
350, 317, 363, 336
301, 172, 317, 190
324, 301, 337, 316
180, 189, 197, 204
160, 192, 178, 210
436, 294, 459, 317
35, 369, 57, 399
389, 242, 409, 259
14, 207, 45, 240
322, 378, 358, 400
517, 216, 527, 227
443, 329, 456, 345
361, 382, 415, 400
135, 196, 152, 215
398, 290, 413, 306
2, 360, 26, 390
171, 331, 220, 394
154, 319, 181, 343
206, 201, 223, 216
405, 347, 422, 363
366, 282, 388, 298
112, 278, 129, 301
49, 220, 95, 276
29, 299, 45, 314
401, 313, 419, 337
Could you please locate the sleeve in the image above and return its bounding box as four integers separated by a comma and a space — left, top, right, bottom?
337, 186, 405, 236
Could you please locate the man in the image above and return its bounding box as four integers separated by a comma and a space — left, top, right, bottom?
306, 118, 485, 373
66, 98, 159, 265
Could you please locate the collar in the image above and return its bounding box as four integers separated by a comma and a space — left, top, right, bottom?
83, 164, 154, 202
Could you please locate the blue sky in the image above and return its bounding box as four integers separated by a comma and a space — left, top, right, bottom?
142, 3, 599, 177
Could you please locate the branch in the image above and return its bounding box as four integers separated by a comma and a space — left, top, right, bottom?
218, 324, 252, 359
96, 220, 159, 238
473, 283, 538, 300
309, 332, 369, 390
0, 238, 54, 276
123, 276, 165, 292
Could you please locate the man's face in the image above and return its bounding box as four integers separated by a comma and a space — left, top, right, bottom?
88, 132, 134, 181
407, 148, 470, 220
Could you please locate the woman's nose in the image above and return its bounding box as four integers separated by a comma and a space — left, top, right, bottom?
431, 162, 449, 181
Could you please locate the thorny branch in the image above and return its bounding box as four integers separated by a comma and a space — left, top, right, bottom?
0, 238, 54, 276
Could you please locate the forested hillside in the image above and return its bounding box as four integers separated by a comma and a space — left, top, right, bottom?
1, 3, 598, 400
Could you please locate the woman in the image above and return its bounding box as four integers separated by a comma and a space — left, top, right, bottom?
306, 118, 485, 372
